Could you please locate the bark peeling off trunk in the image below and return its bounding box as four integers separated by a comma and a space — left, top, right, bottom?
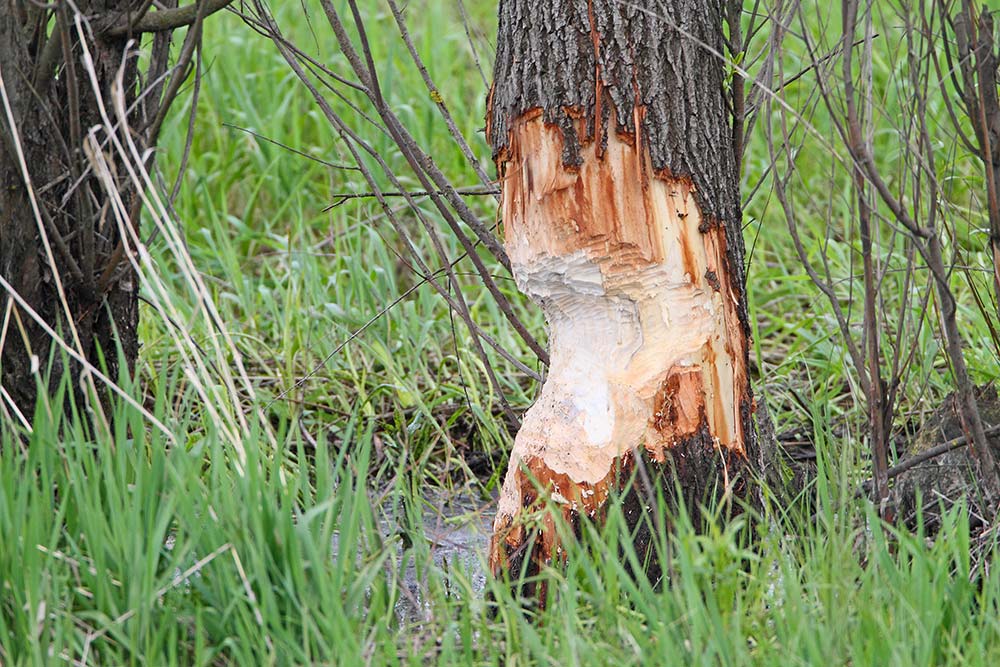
489, 114, 753, 578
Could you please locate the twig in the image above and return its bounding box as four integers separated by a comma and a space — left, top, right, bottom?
105, 0, 234, 36
386, 0, 496, 193
857, 425, 1000, 498
223, 122, 360, 171
324, 185, 499, 211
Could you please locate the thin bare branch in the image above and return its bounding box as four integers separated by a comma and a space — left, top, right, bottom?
105, 0, 234, 37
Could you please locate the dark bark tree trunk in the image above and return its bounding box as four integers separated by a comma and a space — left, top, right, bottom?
0, 1, 228, 424
486, 0, 763, 592
1, 2, 141, 422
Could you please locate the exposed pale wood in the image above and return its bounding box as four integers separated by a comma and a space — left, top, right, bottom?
489, 115, 753, 579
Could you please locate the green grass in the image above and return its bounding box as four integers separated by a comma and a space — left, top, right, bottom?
3, 0, 1000, 664
4, 383, 1000, 664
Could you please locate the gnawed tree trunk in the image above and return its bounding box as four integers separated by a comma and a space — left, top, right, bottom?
487, 0, 761, 587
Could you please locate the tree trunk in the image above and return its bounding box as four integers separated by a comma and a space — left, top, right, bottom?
0, 2, 142, 423
486, 0, 760, 589
1, 2, 226, 424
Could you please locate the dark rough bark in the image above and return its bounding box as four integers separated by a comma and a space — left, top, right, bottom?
487, 0, 765, 590
0, 2, 166, 420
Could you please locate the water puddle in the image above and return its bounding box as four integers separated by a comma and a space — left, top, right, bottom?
327, 488, 495, 622
392, 491, 494, 622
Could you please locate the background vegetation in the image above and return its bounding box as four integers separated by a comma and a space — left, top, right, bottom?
2, 1, 1000, 664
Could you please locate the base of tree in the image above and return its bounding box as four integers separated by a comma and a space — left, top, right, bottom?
489, 414, 780, 599
890, 385, 1000, 537
778, 385, 1000, 572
